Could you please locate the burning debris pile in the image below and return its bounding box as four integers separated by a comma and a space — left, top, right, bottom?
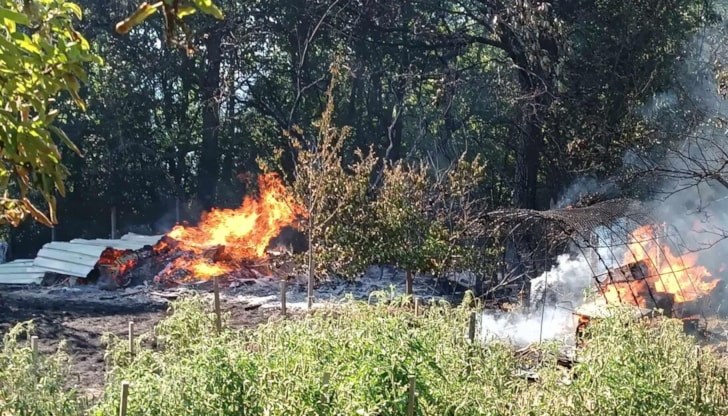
104, 173, 306, 288
487, 200, 728, 346
595, 225, 722, 317
569, 224, 724, 337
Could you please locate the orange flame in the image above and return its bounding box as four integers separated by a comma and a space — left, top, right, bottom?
159, 173, 305, 280
97, 248, 140, 286
601, 224, 719, 308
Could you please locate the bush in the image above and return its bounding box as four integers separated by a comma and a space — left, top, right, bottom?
90, 296, 728, 415
0, 322, 82, 416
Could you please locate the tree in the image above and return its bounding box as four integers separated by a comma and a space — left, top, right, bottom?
287, 67, 377, 307
0, 0, 100, 227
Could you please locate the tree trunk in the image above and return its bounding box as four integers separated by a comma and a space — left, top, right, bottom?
307, 212, 314, 310
219, 48, 237, 189
513, 122, 543, 209
197, 28, 224, 211
405, 270, 414, 296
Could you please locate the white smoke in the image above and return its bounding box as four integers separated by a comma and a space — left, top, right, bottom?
480, 225, 635, 345
479, 306, 576, 347
556, 177, 617, 208
480, 250, 597, 346
529, 253, 594, 306
643, 12, 728, 273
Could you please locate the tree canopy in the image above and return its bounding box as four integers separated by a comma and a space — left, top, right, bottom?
3, 0, 719, 264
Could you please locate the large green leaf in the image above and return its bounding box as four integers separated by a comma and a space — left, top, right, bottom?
0, 7, 28, 25
0, 0, 99, 226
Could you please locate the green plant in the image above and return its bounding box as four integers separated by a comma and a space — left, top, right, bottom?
284, 64, 378, 287
91, 296, 728, 416
0, 321, 82, 415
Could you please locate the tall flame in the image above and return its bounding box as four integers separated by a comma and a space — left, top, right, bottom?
601, 225, 719, 308
160, 173, 305, 280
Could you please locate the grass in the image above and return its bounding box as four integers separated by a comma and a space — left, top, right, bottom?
2, 293, 728, 415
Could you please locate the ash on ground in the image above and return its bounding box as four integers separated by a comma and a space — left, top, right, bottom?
232, 266, 466, 310
0, 266, 467, 312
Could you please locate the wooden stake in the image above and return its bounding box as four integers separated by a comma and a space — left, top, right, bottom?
696, 346, 702, 403
128, 321, 134, 356
322, 372, 330, 388
119, 381, 130, 416
407, 375, 416, 416
414, 298, 419, 316
30, 336, 38, 355
280, 279, 287, 317
307, 213, 314, 310
213, 276, 222, 334
468, 312, 477, 343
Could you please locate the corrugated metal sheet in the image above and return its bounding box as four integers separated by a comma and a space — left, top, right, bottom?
32, 233, 164, 278
33, 242, 109, 277
0, 259, 46, 284
121, 233, 166, 246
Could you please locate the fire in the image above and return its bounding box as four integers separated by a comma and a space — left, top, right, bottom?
601, 224, 720, 308
97, 248, 141, 287
158, 173, 305, 281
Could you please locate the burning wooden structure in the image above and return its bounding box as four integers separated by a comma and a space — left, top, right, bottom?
489, 199, 724, 339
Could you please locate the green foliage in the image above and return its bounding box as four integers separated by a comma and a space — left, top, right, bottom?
287, 68, 493, 279
285, 66, 379, 276
0, 321, 82, 415
571, 313, 728, 414
6, 0, 710, 255
368, 155, 491, 276
0, 298, 726, 415
370, 162, 432, 272
87, 296, 728, 415
550, 0, 713, 176
0, 0, 100, 227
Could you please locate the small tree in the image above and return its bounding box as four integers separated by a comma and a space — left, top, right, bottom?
369, 161, 443, 295
369, 156, 491, 296
288, 65, 377, 308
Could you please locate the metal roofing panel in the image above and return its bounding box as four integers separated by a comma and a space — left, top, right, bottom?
32, 234, 164, 278
69, 238, 152, 251
34, 242, 105, 277
121, 232, 165, 243
0, 259, 45, 284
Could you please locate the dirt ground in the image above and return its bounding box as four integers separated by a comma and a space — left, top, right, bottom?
0, 287, 278, 398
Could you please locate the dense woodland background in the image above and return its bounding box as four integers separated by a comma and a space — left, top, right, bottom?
6, 0, 724, 262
